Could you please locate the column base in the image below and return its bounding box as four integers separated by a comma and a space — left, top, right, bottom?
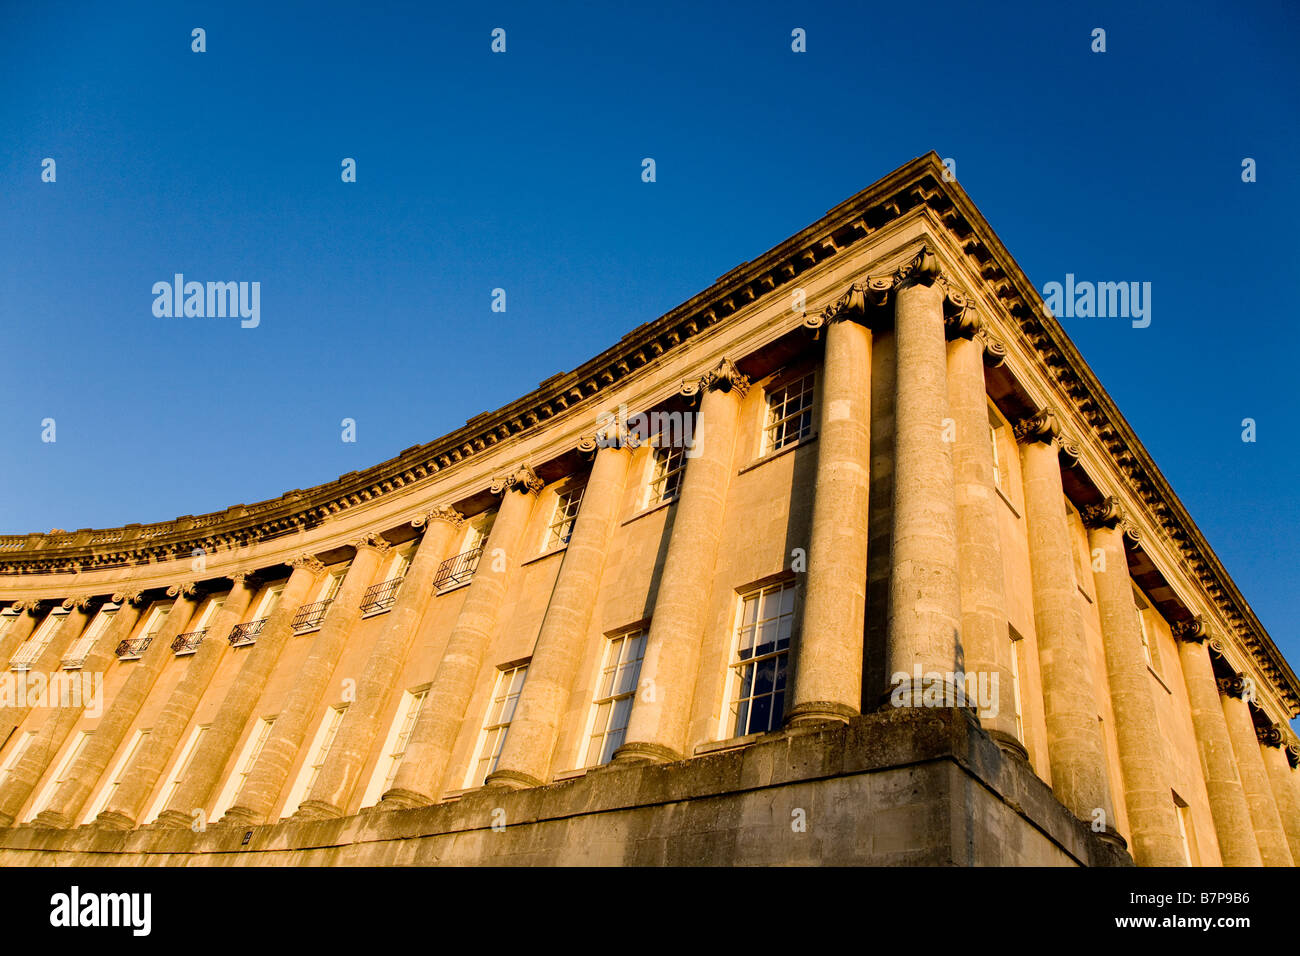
483, 768, 543, 790
377, 787, 434, 811
1096, 824, 1129, 852
220, 806, 260, 827
611, 741, 681, 765
986, 729, 1031, 763
31, 810, 72, 830
151, 809, 194, 830
784, 701, 858, 727
94, 810, 136, 831
877, 677, 979, 718
294, 800, 344, 821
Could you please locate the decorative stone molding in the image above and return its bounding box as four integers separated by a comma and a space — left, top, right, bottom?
1081, 495, 1142, 544
1172, 616, 1209, 643
229, 569, 260, 587
60, 595, 97, 611
1287, 743, 1300, 769
110, 590, 147, 607
978, 330, 1007, 368
680, 358, 751, 401
166, 582, 199, 600
412, 508, 464, 530
490, 465, 544, 497
8, 600, 42, 614
1217, 676, 1246, 700
350, 533, 391, 556
1013, 407, 1061, 446
1257, 724, 1285, 748
288, 554, 326, 575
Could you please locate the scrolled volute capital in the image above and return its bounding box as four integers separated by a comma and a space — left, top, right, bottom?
1286, 743, 1300, 768
288, 554, 327, 576
682, 358, 750, 401
1172, 616, 1209, 643
61, 595, 97, 612
111, 590, 147, 607
167, 581, 199, 600
229, 569, 260, 588
414, 507, 464, 530
1057, 435, 1083, 467
490, 465, 544, 497
9, 599, 42, 615
1217, 676, 1246, 700
350, 532, 391, 555
1257, 724, 1285, 748
895, 246, 942, 289
1013, 407, 1061, 446
1082, 496, 1126, 530
977, 330, 1007, 368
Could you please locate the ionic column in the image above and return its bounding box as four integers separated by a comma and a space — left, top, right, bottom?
1015, 409, 1114, 828
945, 315, 1022, 752
0, 598, 95, 748
34, 584, 202, 829
613, 359, 748, 764
381, 468, 543, 808
785, 299, 872, 725
886, 251, 964, 704
1084, 500, 1185, 866
1219, 676, 1294, 866
0, 593, 146, 828
95, 572, 258, 829
297, 510, 465, 818
153, 555, 324, 828
1172, 619, 1262, 866
1259, 726, 1300, 864
223, 536, 389, 826
488, 439, 633, 788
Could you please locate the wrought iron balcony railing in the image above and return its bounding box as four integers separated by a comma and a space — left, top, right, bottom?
434, 546, 482, 591
228, 618, 268, 647
116, 636, 154, 660
360, 576, 404, 614
171, 628, 208, 655
292, 599, 332, 633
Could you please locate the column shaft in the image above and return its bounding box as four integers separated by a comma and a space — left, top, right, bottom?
382, 474, 541, 807
1087, 516, 1185, 865
298, 512, 463, 817
1262, 740, 1300, 864
786, 317, 871, 724
96, 575, 257, 828
886, 278, 963, 698
615, 367, 746, 763
1220, 683, 1293, 866
1174, 628, 1261, 865
153, 558, 323, 828
946, 331, 1020, 749
0, 604, 92, 747
223, 539, 388, 825
1017, 417, 1112, 824
34, 587, 201, 828
488, 443, 632, 787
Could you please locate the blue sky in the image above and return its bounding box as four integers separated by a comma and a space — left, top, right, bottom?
1, 1, 1297, 677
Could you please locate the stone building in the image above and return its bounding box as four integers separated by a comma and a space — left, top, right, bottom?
0, 152, 1296, 866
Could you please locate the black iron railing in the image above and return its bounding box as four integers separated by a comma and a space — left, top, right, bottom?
433, 546, 482, 591
116, 636, 153, 660
171, 628, 208, 655
361, 577, 404, 614
228, 618, 268, 647
292, 599, 332, 632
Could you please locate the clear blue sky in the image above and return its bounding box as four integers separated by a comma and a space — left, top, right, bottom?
2, 2, 1297, 679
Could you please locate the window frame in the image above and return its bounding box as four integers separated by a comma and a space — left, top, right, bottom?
578, 627, 648, 769
720, 579, 798, 740
464, 663, 529, 790
760, 369, 816, 456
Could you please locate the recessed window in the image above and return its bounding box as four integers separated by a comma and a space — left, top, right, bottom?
582, 629, 647, 767
0, 732, 36, 788
84, 728, 150, 823
28, 730, 92, 820
465, 664, 528, 788
547, 485, 585, 550
1133, 587, 1162, 673
10, 610, 65, 671
726, 582, 796, 737
763, 372, 815, 453
282, 705, 348, 818
363, 689, 428, 806
647, 442, 686, 507
145, 724, 208, 823
213, 716, 276, 819
988, 406, 1005, 490
1008, 624, 1024, 741
435, 514, 494, 591
63, 606, 117, 670
1173, 791, 1196, 864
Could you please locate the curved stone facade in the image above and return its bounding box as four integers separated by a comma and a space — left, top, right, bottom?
0, 154, 1296, 866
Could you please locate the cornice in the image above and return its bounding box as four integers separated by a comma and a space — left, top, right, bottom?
1, 152, 1294, 719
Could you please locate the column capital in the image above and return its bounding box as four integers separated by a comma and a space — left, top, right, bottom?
288, 553, 326, 575
1258, 724, 1285, 748
350, 532, 391, 556
490, 464, 544, 496
9, 599, 44, 615
894, 245, 943, 289
1172, 615, 1210, 643
229, 569, 260, 588
61, 595, 98, 612
681, 357, 750, 401
110, 589, 147, 607
1218, 676, 1247, 700
1081, 496, 1143, 544
977, 329, 1007, 368
1013, 407, 1061, 445
166, 581, 200, 600
412, 507, 464, 530
578, 432, 637, 458
941, 290, 980, 340
1287, 743, 1300, 768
